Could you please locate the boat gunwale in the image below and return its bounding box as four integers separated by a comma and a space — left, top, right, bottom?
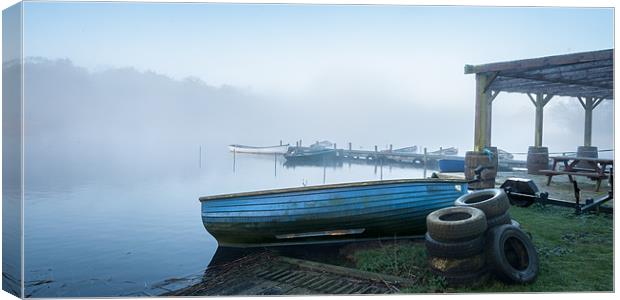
284, 148, 337, 157
199, 178, 468, 202
229, 144, 290, 149
202, 187, 460, 209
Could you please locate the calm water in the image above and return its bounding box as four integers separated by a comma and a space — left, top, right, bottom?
23, 144, 428, 297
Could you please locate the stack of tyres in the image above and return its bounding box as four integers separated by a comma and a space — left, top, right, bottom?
455, 189, 540, 284
425, 206, 488, 285
454, 189, 512, 228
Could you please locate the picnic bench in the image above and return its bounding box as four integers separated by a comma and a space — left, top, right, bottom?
539, 156, 613, 192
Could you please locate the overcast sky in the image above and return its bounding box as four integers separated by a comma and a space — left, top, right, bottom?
18, 2, 615, 155
23, 3, 613, 93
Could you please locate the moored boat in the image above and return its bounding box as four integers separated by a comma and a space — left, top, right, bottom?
428, 147, 458, 156
283, 147, 338, 162
200, 178, 468, 247
392, 146, 418, 153
228, 144, 290, 154
497, 148, 514, 160
438, 158, 465, 172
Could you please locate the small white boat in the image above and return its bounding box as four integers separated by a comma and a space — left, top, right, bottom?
228, 144, 290, 154
392, 146, 418, 153
429, 147, 458, 156
497, 148, 514, 160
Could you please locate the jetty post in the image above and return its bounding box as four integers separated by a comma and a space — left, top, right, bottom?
423, 147, 427, 178
232, 148, 236, 172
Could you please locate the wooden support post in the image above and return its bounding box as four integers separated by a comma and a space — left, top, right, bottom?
528, 93, 553, 147
374, 145, 378, 152
577, 96, 602, 147
473, 73, 494, 151
584, 97, 593, 147
534, 93, 544, 147
280, 140, 282, 146
334, 143, 337, 150
348, 142, 352, 151
389, 144, 393, 152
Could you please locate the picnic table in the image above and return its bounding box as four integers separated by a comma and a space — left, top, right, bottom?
539, 156, 613, 192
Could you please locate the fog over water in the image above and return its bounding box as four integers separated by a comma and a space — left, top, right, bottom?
21, 57, 614, 166
2, 2, 613, 297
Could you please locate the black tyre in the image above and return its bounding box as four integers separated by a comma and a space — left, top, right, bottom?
424, 233, 484, 259
487, 211, 512, 228
486, 224, 539, 284
426, 206, 487, 242
511, 219, 521, 228
454, 189, 510, 218
428, 253, 485, 274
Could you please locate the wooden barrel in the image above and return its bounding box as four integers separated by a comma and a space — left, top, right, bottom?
576, 146, 598, 168
526, 146, 549, 175
465, 148, 498, 190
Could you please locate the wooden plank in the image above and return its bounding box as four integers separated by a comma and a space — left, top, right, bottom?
464, 49, 612, 74
492, 75, 613, 90
549, 156, 613, 163
163, 251, 400, 296
492, 84, 612, 99
491, 77, 613, 94
527, 93, 536, 106
499, 61, 613, 80
498, 73, 612, 90
593, 97, 605, 109
278, 256, 415, 286
538, 170, 607, 178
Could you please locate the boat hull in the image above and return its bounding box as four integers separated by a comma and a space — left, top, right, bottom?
438, 159, 465, 172
228, 144, 290, 154
201, 179, 468, 247
283, 148, 338, 162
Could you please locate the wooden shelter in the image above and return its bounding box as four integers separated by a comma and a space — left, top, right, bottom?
463, 49, 613, 186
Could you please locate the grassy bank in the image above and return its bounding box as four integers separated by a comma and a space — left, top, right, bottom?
352, 204, 613, 293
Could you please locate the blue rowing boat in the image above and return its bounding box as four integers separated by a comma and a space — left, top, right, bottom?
200, 179, 468, 247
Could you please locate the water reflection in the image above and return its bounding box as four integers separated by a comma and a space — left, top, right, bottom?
23, 143, 430, 297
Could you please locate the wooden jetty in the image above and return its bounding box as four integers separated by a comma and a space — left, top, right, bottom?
286, 145, 526, 170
